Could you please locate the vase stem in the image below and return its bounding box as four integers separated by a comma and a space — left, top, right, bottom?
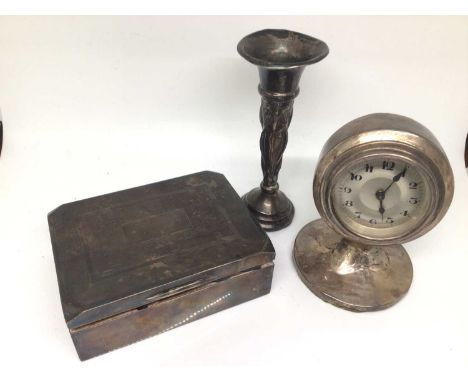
259, 88, 297, 192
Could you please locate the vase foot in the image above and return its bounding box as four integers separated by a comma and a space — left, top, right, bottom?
242, 187, 294, 231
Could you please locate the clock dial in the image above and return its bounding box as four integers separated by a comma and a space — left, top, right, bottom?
332, 158, 430, 240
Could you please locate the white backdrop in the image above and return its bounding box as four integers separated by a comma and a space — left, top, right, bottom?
0, 16, 467, 381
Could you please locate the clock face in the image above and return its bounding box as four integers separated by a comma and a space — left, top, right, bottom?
331, 158, 431, 241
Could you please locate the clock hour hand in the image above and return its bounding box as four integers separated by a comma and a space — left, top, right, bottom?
375, 189, 385, 221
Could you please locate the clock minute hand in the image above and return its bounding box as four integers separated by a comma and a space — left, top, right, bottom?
383, 167, 407, 193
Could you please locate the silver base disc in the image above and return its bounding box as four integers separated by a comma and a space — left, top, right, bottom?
293, 219, 413, 312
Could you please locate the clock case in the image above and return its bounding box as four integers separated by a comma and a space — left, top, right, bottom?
48, 171, 275, 360
294, 113, 454, 312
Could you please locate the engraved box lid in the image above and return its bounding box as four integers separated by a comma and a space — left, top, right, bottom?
48, 171, 275, 329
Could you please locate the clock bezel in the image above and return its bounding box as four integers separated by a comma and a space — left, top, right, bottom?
324, 145, 438, 244
313, 114, 454, 246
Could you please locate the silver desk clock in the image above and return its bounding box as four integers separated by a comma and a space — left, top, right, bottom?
293, 113, 454, 312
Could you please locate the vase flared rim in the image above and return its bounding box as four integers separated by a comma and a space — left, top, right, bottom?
237, 29, 329, 68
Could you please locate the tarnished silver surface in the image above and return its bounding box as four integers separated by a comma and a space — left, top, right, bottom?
242, 187, 294, 231
48, 171, 276, 359
238, 29, 328, 231
293, 219, 413, 312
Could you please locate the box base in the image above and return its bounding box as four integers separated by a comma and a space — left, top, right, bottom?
71, 263, 274, 361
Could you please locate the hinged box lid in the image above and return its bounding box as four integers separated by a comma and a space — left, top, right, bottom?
48, 171, 275, 329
